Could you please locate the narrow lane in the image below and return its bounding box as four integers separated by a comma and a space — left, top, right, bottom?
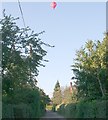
40, 110, 66, 120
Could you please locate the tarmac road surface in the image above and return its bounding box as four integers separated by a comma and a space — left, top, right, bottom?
40, 110, 66, 120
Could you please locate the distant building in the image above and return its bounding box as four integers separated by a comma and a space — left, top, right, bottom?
70, 82, 77, 94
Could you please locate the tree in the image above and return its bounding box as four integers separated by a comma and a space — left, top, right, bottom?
62, 86, 72, 103
1, 11, 54, 118
62, 85, 77, 104
52, 81, 62, 105
1, 11, 54, 96
71, 35, 108, 101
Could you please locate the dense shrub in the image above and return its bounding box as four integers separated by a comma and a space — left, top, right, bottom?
57, 104, 65, 115
2, 101, 45, 118
57, 100, 107, 118
75, 101, 84, 118
95, 100, 107, 118
83, 101, 96, 118
65, 104, 72, 118
69, 103, 77, 118
52, 104, 56, 112
2, 87, 46, 118
2, 104, 30, 118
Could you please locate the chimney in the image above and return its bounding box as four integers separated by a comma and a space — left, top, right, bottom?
70, 82, 73, 93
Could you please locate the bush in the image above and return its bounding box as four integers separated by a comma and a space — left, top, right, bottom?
69, 103, 77, 118
52, 104, 56, 112
65, 104, 72, 118
57, 100, 107, 118
75, 101, 85, 118
2, 87, 46, 118
57, 104, 65, 115
2, 103, 30, 118
95, 100, 107, 118
83, 101, 96, 118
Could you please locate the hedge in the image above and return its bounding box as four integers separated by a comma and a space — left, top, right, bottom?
2, 87, 46, 118
57, 100, 107, 118
2, 103, 44, 118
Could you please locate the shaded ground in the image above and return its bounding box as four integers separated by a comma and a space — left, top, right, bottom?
40, 110, 66, 120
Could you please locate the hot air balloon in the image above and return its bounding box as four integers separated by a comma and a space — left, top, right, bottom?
50, 1, 57, 9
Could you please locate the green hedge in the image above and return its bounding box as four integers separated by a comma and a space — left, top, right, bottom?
57, 100, 107, 118
2, 103, 30, 118
2, 84, 49, 118
58, 104, 65, 115
2, 88, 46, 118
2, 103, 44, 118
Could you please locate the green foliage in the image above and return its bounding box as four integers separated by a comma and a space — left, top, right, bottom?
72, 35, 108, 100
1, 11, 52, 118
57, 104, 65, 115
95, 100, 107, 118
64, 104, 72, 118
1, 11, 53, 93
52, 81, 62, 105
52, 104, 56, 112
75, 101, 87, 118
2, 103, 41, 118
62, 86, 77, 104
2, 86, 49, 118
62, 86, 72, 104
54, 80, 61, 91
57, 100, 107, 118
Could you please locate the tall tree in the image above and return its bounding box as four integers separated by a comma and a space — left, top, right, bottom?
1, 11, 54, 96
72, 35, 108, 100
52, 81, 62, 105
62, 84, 77, 104
62, 86, 72, 104
1, 10, 54, 118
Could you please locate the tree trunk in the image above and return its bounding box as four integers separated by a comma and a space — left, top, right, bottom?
97, 76, 105, 97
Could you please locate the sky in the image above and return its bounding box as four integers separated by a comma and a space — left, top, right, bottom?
2, 2, 106, 98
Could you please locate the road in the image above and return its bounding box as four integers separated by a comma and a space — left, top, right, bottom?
40, 110, 66, 120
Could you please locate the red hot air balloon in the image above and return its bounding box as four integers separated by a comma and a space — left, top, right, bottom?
50, 1, 57, 9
